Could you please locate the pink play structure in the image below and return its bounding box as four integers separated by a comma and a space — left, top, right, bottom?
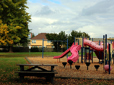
53, 42, 81, 62
53, 43, 74, 59
53, 38, 113, 63
104, 65, 112, 72
84, 39, 103, 51
67, 44, 81, 62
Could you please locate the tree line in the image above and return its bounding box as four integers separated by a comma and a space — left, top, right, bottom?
46, 31, 90, 51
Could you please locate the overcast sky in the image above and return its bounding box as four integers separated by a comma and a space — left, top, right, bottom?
26, 0, 114, 38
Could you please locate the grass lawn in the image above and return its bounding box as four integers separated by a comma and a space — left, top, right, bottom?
0, 57, 28, 84
0, 52, 97, 57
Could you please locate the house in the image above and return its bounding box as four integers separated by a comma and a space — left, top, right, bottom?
30, 33, 54, 48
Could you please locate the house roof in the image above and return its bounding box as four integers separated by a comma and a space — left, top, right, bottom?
31, 33, 47, 40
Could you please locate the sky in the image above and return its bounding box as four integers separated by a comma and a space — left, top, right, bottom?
26, 0, 114, 38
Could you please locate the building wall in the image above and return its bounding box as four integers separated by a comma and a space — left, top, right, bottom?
30, 39, 53, 48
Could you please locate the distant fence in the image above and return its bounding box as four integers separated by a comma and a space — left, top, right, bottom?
0, 46, 29, 52
30, 47, 67, 52
0, 46, 67, 52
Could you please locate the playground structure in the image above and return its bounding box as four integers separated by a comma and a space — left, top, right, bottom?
53, 34, 114, 74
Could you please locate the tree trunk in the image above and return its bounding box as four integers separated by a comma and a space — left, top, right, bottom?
9, 46, 13, 53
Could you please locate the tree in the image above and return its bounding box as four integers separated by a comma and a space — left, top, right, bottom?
46, 31, 68, 51
0, 0, 31, 52
0, 20, 13, 46
68, 30, 90, 46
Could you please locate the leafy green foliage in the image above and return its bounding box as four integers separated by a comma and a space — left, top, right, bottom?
0, 0, 31, 48
46, 31, 67, 51
68, 30, 90, 46
46, 30, 90, 48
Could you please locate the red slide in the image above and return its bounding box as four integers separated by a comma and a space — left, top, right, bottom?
84, 39, 104, 59
67, 44, 81, 62
84, 39, 103, 51
53, 43, 74, 59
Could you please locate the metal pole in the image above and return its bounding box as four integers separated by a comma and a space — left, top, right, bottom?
81, 37, 83, 63
103, 35, 105, 71
99, 40, 100, 63
92, 38, 93, 63
67, 38, 68, 58
109, 44, 111, 74
105, 34, 107, 64
78, 39, 79, 63
89, 37, 90, 63
42, 38, 44, 58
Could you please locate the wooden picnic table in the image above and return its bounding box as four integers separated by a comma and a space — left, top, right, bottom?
15, 64, 58, 83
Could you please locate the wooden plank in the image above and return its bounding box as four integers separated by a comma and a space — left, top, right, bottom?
16, 64, 58, 66
15, 71, 58, 74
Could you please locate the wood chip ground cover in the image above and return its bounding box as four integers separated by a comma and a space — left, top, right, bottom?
24, 56, 114, 85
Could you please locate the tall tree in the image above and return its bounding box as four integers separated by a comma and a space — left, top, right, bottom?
46, 31, 68, 51
68, 30, 90, 46
0, 0, 31, 52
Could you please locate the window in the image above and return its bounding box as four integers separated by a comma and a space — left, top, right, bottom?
47, 40, 51, 43
32, 40, 36, 43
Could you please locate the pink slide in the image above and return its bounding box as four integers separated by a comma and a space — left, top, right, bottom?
83, 39, 104, 59
67, 44, 81, 63
84, 39, 103, 51
53, 43, 74, 59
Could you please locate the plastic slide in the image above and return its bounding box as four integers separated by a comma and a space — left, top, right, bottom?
53, 43, 74, 59
67, 44, 81, 63
84, 39, 104, 59
84, 39, 103, 51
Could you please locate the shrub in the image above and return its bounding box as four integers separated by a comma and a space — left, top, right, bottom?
31, 47, 39, 52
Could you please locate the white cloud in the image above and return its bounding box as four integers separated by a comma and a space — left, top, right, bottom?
27, 0, 114, 38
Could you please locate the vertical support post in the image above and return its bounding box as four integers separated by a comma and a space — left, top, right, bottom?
89, 47, 90, 63
105, 34, 107, 64
81, 37, 83, 63
103, 35, 105, 71
99, 40, 100, 63
109, 44, 111, 74
103, 35, 104, 64
42, 38, 44, 58
89, 38, 90, 63
85, 48, 86, 63
92, 49, 93, 63
67, 39, 68, 58
92, 38, 93, 63
77, 39, 79, 63
92, 38, 93, 41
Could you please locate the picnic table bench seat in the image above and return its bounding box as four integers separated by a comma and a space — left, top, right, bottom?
15, 64, 58, 83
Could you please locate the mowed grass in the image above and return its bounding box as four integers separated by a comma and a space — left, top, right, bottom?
0, 57, 28, 84
0, 52, 97, 57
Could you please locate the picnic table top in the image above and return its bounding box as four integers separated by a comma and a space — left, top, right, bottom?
17, 64, 58, 66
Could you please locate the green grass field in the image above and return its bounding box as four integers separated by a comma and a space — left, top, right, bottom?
0, 57, 28, 84
0, 52, 97, 57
